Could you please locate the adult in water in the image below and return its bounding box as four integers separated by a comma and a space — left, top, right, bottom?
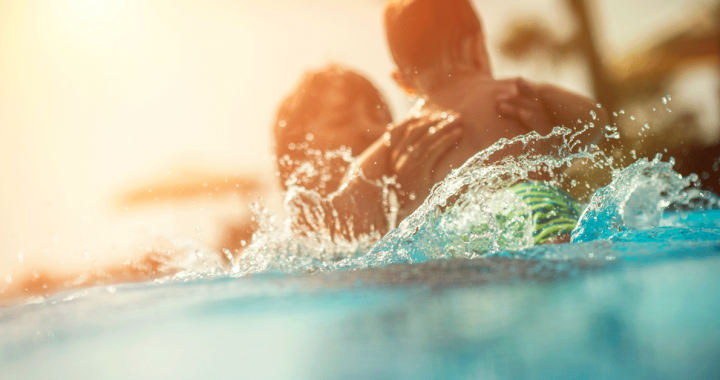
274, 65, 464, 239
273, 65, 394, 197
381, 0, 610, 243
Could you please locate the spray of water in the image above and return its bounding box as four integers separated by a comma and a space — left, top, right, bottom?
171, 124, 719, 280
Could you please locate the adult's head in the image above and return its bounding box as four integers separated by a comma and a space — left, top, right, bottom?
384, 0, 491, 96
274, 65, 393, 190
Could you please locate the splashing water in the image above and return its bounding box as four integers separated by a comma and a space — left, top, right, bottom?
573, 155, 718, 242
84, 114, 711, 290
361, 127, 597, 266
222, 124, 719, 279
4, 115, 720, 380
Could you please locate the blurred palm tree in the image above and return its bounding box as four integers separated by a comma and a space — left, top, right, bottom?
501, 0, 718, 116
499, 0, 720, 192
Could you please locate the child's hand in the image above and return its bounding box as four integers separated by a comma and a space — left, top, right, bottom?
496, 78, 554, 135
386, 114, 463, 212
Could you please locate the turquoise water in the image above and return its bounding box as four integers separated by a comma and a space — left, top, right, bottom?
1, 210, 719, 379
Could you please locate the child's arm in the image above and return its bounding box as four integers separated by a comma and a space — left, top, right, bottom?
388, 115, 463, 220
286, 116, 463, 239
335, 115, 462, 235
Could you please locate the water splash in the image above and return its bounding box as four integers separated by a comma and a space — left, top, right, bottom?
572, 155, 719, 242
356, 127, 602, 267
231, 123, 720, 277
7, 120, 720, 306
232, 127, 596, 273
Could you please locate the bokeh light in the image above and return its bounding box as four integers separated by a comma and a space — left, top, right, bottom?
64, 0, 125, 23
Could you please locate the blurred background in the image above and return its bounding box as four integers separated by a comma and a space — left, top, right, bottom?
1, 0, 718, 288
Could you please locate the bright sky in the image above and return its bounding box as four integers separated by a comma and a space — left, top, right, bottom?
0, 0, 712, 277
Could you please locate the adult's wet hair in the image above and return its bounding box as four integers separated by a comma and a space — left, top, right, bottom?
273, 65, 391, 189
385, 0, 483, 75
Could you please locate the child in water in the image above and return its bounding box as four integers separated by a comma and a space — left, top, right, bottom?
380, 0, 610, 243
281, 1, 610, 244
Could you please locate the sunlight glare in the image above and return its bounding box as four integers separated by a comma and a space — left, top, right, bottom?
65, 0, 125, 23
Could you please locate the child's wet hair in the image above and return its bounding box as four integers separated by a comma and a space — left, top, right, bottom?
273, 64, 391, 189
385, 0, 483, 77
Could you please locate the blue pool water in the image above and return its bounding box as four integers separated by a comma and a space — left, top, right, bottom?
1, 210, 719, 379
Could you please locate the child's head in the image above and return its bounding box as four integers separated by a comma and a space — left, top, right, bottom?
384, 0, 491, 95
274, 65, 392, 189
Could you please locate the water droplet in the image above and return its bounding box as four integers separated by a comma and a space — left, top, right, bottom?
278, 120, 287, 128
106, 286, 116, 293
613, 112, 618, 117
662, 97, 667, 104
590, 110, 597, 120
619, 110, 625, 114
630, 116, 635, 121
305, 133, 314, 142
5, 274, 11, 284
596, 103, 602, 108
222, 248, 236, 268
17, 252, 23, 263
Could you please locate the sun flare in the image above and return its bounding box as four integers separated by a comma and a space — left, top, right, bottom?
65, 0, 125, 23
